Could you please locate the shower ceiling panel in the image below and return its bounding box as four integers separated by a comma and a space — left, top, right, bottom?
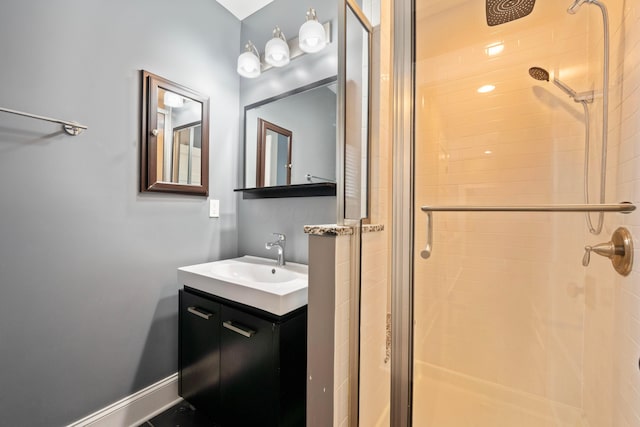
414, 0, 589, 96
415, 0, 581, 61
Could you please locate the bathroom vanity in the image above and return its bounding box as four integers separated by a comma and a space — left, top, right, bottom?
177, 257, 308, 427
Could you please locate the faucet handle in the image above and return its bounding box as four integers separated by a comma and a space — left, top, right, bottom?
272, 233, 286, 241
582, 241, 617, 266
582, 227, 634, 276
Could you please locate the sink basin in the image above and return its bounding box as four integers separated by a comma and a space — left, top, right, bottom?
177, 256, 308, 316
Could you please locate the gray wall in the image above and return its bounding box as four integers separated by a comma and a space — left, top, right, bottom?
237, 0, 338, 263
0, 1, 240, 426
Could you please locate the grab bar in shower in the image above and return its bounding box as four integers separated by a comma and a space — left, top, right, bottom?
420, 202, 636, 259
0, 107, 87, 136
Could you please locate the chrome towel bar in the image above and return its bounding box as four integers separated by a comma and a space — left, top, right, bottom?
420, 202, 636, 259
0, 107, 87, 136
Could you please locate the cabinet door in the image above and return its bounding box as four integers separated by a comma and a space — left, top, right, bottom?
179, 290, 221, 417
220, 305, 277, 427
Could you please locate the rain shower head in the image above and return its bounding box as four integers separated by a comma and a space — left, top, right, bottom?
528, 66, 578, 100
486, 0, 536, 26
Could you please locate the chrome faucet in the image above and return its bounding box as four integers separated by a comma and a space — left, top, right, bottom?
265, 233, 286, 266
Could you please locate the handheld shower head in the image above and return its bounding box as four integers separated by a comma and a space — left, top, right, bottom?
529, 66, 549, 81
528, 66, 578, 99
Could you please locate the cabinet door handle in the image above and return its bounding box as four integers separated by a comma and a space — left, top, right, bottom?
223, 320, 256, 338
187, 306, 213, 320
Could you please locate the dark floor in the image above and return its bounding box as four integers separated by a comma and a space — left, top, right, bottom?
140, 401, 220, 427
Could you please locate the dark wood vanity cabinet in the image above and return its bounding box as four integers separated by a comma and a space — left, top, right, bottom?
179, 287, 307, 427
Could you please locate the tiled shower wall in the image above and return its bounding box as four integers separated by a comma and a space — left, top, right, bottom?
583, 1, 640, 425
359, 0, 392, 426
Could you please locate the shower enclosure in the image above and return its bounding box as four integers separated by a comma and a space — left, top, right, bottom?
390, 0, 640, 425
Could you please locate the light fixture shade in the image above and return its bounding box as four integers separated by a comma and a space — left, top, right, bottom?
265, 28, 290, 67
237, 42, 261, 78
299, 9, 326, 53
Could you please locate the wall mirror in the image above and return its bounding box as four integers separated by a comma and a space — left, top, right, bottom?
140, 70, 210, 196
239, 76, 337, 196
257, 118, 292, 187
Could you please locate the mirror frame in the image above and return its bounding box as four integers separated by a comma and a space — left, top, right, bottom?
140, 70, 210, 196
256, 118, 292, 187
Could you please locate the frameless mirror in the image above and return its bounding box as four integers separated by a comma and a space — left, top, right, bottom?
141, 70, 209, 196
242, 77, 337, 190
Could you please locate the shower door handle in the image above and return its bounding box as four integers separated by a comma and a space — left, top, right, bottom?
420, 211, 433, 259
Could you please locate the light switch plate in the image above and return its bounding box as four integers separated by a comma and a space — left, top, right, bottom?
209, 199, 220, 218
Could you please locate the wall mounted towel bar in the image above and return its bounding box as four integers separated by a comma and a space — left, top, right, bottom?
420, 202, 636, 259
0, 107, 87, 136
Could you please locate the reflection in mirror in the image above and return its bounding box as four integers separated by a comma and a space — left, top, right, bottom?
243, 77, 337, 189
172, 121, 202, 185
141, 70, 209, 196
257, 119, 292, 187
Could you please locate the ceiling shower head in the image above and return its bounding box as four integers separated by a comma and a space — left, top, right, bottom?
486, 0, 536, 26
529, 66, 549, 81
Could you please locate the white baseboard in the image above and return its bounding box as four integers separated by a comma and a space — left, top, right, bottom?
66, 373, 181, 427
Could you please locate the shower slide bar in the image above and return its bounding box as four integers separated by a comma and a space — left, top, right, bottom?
420, 202, 636, 259
0, 107, 87, 136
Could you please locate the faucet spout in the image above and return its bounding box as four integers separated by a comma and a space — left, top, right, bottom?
265, 233, 286, 266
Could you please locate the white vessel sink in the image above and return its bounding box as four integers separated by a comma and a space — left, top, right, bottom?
178, 256, 308, 316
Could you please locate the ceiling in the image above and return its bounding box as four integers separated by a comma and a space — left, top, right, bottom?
216, 0, 273, 20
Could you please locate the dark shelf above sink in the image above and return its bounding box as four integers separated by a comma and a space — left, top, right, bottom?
234, 183, 336, 199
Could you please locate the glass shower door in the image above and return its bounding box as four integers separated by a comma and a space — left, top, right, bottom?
405, 0, 637, 425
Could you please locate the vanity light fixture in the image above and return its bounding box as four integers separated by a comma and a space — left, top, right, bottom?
237, 41, 261, 79
299, 8, 327, 53
265, 26, 290, 67
236, 8, 331, 78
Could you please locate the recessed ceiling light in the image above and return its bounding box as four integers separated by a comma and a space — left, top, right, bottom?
485, 43, 504, 56
477, 84, 495, 94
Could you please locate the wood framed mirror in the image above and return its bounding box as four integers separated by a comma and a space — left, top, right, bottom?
140, 70, 210, 196
256, 118, 292, 187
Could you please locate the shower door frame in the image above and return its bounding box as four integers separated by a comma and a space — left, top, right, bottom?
390, 0, 415, 425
